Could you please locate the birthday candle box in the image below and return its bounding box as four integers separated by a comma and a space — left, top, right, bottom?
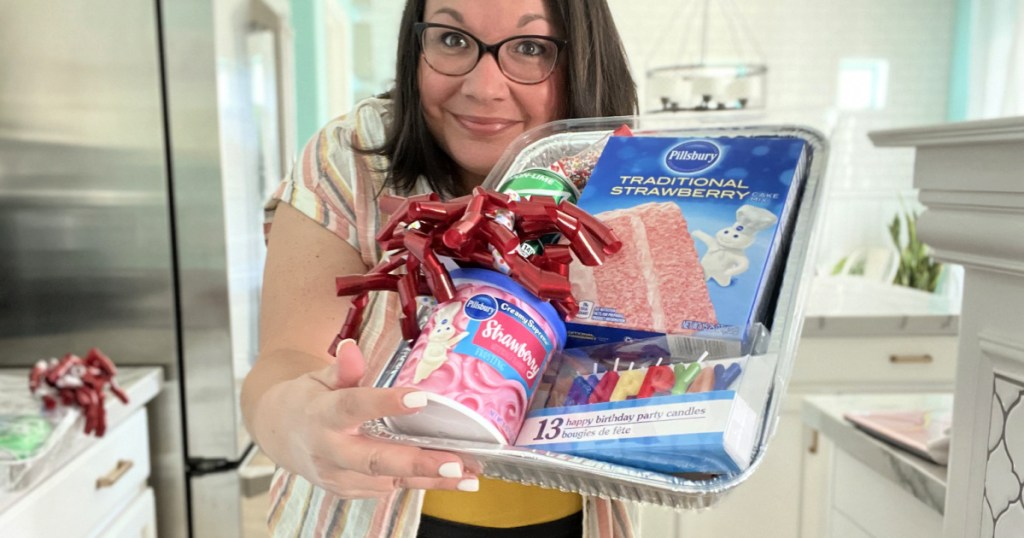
567, 135, 809, 356
515, 350, 776, 474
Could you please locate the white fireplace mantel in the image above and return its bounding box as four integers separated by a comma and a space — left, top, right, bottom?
871, 117, 1024, 538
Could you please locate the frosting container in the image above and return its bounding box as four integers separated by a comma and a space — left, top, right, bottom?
387, 268, 566, 444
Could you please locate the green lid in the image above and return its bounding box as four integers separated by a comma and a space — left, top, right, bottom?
0, 415, 53, 460
497, 168, 579, 205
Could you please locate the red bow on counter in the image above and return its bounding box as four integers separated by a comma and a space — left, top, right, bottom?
29, 348, 129, 437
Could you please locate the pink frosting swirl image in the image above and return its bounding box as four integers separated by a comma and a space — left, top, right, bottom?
409, 353, 526, 442
394, 280, 557, 443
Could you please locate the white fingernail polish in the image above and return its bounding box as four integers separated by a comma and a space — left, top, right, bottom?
438, 462, 462, 478
402, 391, 429, 409
457, 478, 479, 492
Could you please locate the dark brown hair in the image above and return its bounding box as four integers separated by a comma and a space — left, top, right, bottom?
372, 0, 637, 198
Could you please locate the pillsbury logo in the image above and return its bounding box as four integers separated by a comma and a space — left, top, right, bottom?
665, 140, 721, 173
465, 294, 497, 320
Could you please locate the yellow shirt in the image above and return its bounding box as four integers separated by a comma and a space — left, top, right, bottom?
421, 478, 582, 528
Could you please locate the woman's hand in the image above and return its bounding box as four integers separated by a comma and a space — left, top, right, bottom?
259, 340, 479, 499
245, 203, 476, 498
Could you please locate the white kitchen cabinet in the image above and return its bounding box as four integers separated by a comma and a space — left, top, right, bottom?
94, 486, 158, 538
872, 117, 1024, 538
829, 510, 874, 538
0, 367, 162, 537
827, 448, 942, 537
1, 409, 153, 536
803, 393, 950, 538
792, 333, 958, 391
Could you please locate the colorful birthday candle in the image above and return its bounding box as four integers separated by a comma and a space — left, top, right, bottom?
672, 351, 708, 394
713, 363, 742, 390
637, 358, 676, 398
564, 365, 600, 406
686, 365, 716, 393
588, 358, 620, 404
610, 363, 645, 401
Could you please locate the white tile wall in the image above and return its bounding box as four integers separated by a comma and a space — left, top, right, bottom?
610, 0, 956, 126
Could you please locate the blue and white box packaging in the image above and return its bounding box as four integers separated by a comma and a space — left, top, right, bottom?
567, 135, 809, 355
515, 353, 776, 474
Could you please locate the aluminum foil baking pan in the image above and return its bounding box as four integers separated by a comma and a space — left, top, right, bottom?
365, 113, 831, 510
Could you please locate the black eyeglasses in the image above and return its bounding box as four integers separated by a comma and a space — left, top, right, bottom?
414, 22, 567, 85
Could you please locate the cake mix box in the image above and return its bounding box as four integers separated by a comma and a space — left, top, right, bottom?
568, 135, 809, 355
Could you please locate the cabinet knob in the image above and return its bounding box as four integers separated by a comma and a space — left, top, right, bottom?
96, 459, 134, 489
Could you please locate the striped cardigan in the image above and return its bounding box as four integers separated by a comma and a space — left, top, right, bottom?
263, 97, 638, 538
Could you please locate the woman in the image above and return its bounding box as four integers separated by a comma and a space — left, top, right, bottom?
241, 0, 637, 536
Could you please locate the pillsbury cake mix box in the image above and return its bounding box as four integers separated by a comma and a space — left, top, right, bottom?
567, 135, 809, 356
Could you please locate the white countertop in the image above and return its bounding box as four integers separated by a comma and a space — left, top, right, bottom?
801, 313, 959, 337
801, 276, 960, 337
801, 392, 950, 514
0, 366, 162, 421
0, 366, 163, 513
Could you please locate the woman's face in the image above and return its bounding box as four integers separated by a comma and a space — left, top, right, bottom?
418, 0, 567, 189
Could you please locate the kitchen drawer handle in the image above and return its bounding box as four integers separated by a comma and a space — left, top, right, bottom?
96, 459, 134, 489
889, 354, 933, 364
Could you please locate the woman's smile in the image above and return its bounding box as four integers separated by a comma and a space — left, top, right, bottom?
450, 113, 522, 136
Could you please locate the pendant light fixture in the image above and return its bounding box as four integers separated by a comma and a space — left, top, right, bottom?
645, 0, 768, 113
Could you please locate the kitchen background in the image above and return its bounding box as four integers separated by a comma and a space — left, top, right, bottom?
0, 0, 1021, 536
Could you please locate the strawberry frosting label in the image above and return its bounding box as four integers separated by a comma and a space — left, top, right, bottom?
459, 295, 553, 395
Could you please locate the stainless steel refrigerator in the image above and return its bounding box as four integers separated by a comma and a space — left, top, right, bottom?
0, 0, 295, 535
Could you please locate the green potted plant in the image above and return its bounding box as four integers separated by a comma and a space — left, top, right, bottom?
888, 208, 943, 292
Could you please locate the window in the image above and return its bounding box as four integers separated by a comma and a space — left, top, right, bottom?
836, 58, 889, 110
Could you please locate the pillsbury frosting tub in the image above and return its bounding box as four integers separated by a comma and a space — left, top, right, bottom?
387, 268, 566, 444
